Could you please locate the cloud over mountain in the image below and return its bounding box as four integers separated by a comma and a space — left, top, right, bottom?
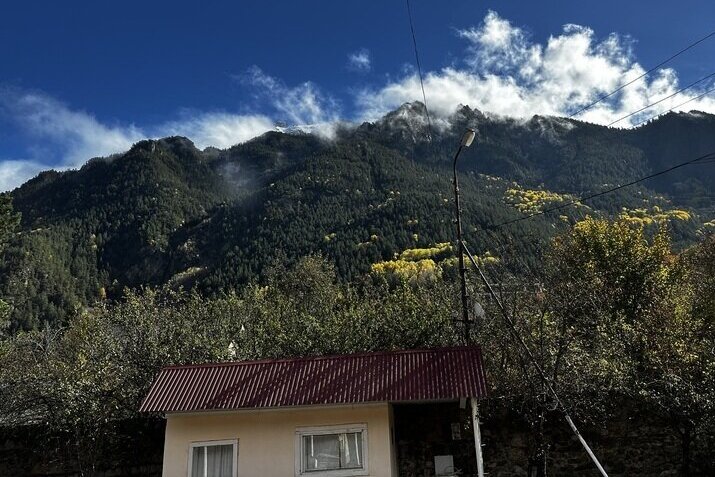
356, 11, 715, 125
159, 113, 274, 149
242, 66, 341, 126
0, 89, 279, 190
2, 10, 714, 191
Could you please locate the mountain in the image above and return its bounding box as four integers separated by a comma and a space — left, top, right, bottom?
2, 103, 714, 331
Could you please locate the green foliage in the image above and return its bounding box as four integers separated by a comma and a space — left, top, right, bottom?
0, 194, 20, 334
0, 256, 459, 472
231, 256, 458, 359
548, 217, 676, 321
0, 104, 714, 473
0, 221, 713, 474
540, 218, 714, 473
0, 193, 20, 252
2, 106, 714, 333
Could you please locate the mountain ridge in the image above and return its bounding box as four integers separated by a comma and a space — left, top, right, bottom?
2, 103, 714, 331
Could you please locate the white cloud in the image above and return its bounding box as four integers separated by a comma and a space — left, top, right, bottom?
0, 89, 146, 190
0, 90, 145, 167
242, 66, 341, 137
348, 49, 371, 72
357, 10, 715, 126
159, 113, 274, 149
0, 159, 46, 192
3, 11, 715, 190
0, 89, 279, 191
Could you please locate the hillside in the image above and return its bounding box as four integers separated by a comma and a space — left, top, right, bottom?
2, 103, 714, 331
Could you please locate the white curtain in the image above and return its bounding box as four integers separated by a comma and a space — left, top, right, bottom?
207, 444, 233, 477
191, 447, 204, 477
342, 432, 362, 469
191, 444, 234, 477
304, 434, 341, 470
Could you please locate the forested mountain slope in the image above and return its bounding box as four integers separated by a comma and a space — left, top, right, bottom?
2, 103, 714, 331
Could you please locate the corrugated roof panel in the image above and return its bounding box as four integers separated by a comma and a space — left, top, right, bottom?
140, 346, 487, 413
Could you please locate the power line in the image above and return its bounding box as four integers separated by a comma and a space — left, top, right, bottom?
607, 71, 715, 127
405, 0, 434, 142
631, 84, 715, 128
488, 151, 715, 229
569, 30, 715, 118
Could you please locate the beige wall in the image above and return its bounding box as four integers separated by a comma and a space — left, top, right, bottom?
162, 403, 395, 477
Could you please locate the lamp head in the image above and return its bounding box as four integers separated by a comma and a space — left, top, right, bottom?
461, 128, 476, 147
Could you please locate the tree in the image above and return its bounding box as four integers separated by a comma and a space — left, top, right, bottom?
0, 288, 237, 475
0, 194, 20, 334
638, 236, 715, 476
229, 255, 459, 360
0, 256, 459, 475
544, 217, 713, 475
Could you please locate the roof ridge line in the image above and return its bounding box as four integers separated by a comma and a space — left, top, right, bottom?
161, 345, 482, 370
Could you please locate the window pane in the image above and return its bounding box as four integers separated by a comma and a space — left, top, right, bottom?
207, 444, 233, 477
340, 432, 363, 469
303, 434, 341, 471
191, 447, 204, 477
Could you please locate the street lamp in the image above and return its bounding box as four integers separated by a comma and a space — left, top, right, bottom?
453, 128, 476, 335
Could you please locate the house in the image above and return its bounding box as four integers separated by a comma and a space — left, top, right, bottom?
140, 346, 488, 477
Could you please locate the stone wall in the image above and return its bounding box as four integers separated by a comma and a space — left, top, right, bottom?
394, 402, 714, 477
0, 421, 164, 477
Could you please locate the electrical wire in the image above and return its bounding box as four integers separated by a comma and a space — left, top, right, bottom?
631, 84, 715, 128
607, 72, 715, 127
487, 150, 715, 229
569, 30, 715, 118
405, 0, 434, 142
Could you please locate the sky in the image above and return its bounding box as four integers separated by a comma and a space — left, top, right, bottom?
1, 0, 714, 191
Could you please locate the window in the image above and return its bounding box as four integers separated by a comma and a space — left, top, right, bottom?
188, 440, 237, 477
296, 425, 368, 477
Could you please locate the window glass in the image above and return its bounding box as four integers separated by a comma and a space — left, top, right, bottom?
302, 432, 363, 472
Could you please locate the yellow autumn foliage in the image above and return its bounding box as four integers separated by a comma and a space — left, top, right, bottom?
504, 187, 575, 214
619, 207, 691, 225
371, 259, 441, 281
399, 242, 452, 261
442, 251, 500, 268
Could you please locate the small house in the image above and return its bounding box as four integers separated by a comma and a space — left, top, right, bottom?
141, 346, 487, 477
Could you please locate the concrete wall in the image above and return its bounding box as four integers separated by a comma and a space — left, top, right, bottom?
162, 403, 395, 477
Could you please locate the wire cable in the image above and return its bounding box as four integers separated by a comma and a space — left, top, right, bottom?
569, 30, 715, 118
488, 150, 715, 229
607, 72, 715, 127
405, 0, 434, 142
631, 84, 715, 128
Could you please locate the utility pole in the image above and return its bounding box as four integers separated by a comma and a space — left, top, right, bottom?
453, 128, 476, 342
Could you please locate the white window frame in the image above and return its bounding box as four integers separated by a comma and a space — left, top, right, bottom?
295, 424, 369, 477
187, 439, 238, 477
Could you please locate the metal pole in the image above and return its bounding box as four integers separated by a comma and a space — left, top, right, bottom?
453, 144, 470, 340
471, 397, 485, 477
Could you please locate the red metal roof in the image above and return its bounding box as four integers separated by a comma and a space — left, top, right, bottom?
140, 346, 487, 413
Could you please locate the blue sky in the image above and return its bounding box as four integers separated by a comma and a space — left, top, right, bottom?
1, 0, 714, 190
